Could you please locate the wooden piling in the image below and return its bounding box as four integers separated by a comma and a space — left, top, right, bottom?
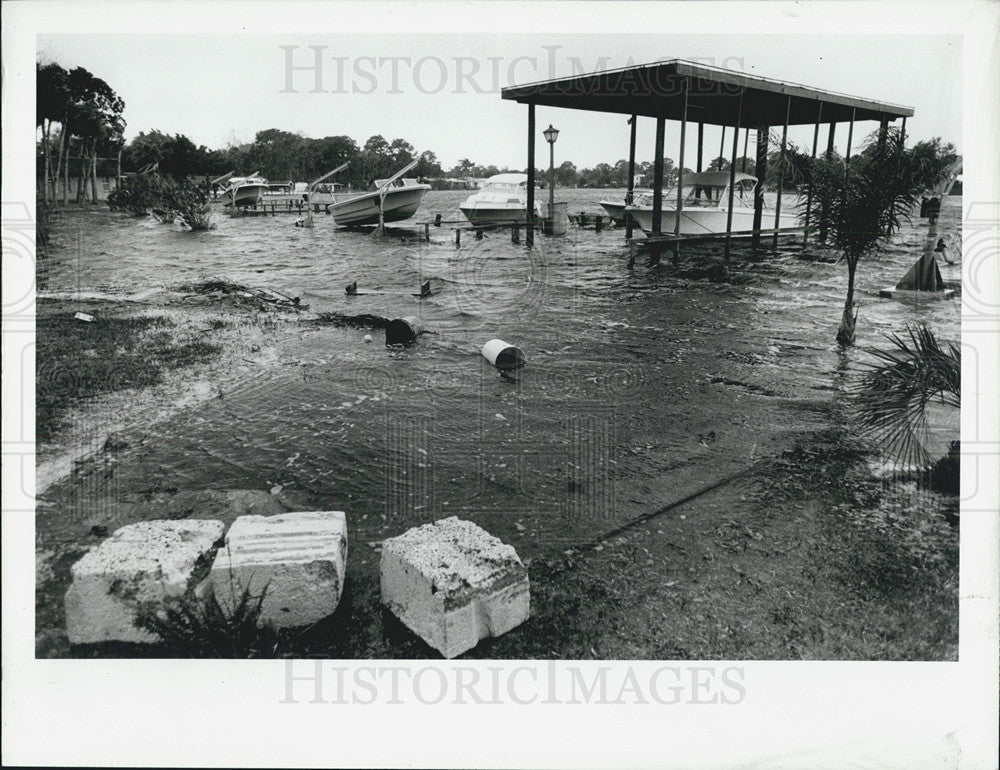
626, 114, 637, 240
526, 103, 536, 247
455, 228, 461, 247
751, 126, 768, 252
802, 101, 823, 248
724, 88, 744, 263
772, 95, 791, 250
819, 122, 836, 243
674, 80, 689, 262
652, 117, 665, 235
845, 107, 856, 166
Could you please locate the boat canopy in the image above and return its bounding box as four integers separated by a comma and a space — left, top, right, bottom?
680, 171, 757, 188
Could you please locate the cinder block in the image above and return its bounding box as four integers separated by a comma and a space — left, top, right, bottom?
381, 517, 530, 658
65, 519, 225, 644
209, 511, 347, 628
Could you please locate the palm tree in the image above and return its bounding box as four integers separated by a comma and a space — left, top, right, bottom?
853, 323, 960, 469
805, 127, 928, 344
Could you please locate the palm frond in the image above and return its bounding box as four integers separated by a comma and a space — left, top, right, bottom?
853, 323, 960, 467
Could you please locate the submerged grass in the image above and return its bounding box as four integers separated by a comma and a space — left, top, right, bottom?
36, 304, 220, 441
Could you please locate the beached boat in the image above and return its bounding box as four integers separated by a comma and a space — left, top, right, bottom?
220, 174, 269, 207
329, 161, 430, 227
625, 171, 800, 236
459, 173, 541, 226
599, 190, 653, 224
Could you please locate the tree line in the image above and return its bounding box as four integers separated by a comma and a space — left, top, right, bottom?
37, 61, 125, 205
38, 59, 960, 200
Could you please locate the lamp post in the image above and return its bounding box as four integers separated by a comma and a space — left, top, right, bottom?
543, 124, 559, 225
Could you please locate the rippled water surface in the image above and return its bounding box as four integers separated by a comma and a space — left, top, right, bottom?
39, 191, 962, 557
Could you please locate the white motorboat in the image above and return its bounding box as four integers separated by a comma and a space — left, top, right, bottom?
599, 190, 653, 224
220, 173, 269, 207
329, 161, 430, 227
625, 171, 800, 236
459, 173, 541, 226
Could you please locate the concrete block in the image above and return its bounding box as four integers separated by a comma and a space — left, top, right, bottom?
381, 517, 529, 658
209, 511, 347, 628
65, 519, 224, 644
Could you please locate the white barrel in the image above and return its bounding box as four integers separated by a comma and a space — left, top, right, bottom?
481, 338, 526, 370
385, 316, 424, 345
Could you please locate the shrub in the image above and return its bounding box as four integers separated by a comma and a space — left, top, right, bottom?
134, 582, 280, 658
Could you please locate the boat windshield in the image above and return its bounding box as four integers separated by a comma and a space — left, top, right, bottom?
675, 178, 755, 208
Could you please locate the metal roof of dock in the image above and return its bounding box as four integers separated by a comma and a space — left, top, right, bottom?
501, 59, 914, 125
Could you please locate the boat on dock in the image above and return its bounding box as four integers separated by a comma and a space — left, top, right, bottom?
459, 173, 541, 226
219, 173, 269, 208
625, 171, 800, 236
328, 161, 430, 227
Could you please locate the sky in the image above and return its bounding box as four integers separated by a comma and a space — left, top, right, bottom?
37, 32, 962, 172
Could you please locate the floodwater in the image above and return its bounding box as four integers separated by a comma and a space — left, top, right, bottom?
37, 190, 961, 568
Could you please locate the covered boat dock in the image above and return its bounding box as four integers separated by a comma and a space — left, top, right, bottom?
501, 59, 913, 256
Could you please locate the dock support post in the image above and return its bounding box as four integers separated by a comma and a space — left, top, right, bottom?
772, 95, 791, 250
455, 228, 461, 247
695, 121, 704, 200
511, 226, 520, 244
802, 101, 823, 248
877, 116, 889, 152
425, 222, 430, 241
724, 88, 745, 264
819, 122, 836, 243
652, 116, 665, 236
845, 107, 856, 166
626, 114, 637, 240
751, 126, 768, 252
526, 103, 536, 247
674, 80, 689, 264
696, 122, 704, 172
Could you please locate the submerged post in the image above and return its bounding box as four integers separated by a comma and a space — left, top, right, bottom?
652, 116, 665, 236
724, 89, 744, 263
626, 114, 637, 240
772, 95, 792, 250
802, 101, 823, 248
526, 103, 535, 247
751, 126, 768, 252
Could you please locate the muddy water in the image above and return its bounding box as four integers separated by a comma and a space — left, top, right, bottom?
38, 192, 961, 565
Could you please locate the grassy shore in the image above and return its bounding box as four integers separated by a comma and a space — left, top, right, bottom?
36, 300, 220, 441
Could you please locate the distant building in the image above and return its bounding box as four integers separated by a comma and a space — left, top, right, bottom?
37, 156, 119, 201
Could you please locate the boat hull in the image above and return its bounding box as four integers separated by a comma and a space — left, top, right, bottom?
225, 183, 268, 207
330, 185, 430, 226
626, 206, 800, 236
598, 200, 627, 224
